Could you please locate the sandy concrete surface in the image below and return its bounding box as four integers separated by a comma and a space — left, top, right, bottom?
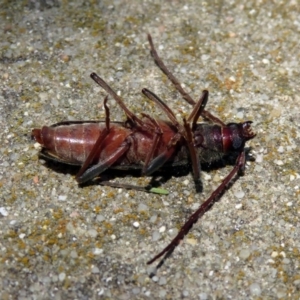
1, 0, 300, 299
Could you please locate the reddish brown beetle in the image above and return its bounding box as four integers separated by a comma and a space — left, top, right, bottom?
32, 34, 255, 265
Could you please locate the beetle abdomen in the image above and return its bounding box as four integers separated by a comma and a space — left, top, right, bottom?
32, 123, 104, 164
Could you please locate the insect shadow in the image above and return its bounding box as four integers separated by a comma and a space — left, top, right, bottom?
37, 147, 253, 194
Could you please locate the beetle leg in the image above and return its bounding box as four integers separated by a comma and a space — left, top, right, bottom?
183, 119, 202, 192
76, 138, 131, 184
142, 88, 201, 190
142, 88, 179, 126
76, 96, 110, 181
201, 109, 226, 127
147, 149, 246, 265
142, 88, 189, 174
140, 113, 164, 174
187, 90, 209, 127
90, 72, 146, 129
144, 133, 182, 176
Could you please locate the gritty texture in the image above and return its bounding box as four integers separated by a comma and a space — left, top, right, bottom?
1, 0, 300, 299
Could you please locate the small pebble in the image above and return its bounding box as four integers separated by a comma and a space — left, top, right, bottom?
152, 231, 161, 241
96, 215, 105, 222
70, 250, 78, 258
203, 173, 211, 180
88, 229, 98, 238
150, 215, 157, 223
236, 111, 244, 119
33, 176, 39, 184
93, 248, 103, 255
213, 173, 221, 182
39, 92, 48, 102
249, 283, 261, 296
234, 190, 245, 199
198, 293, 208, 300
280, 251, 286, 258
255, 154, 263, 163
262, 58, 269, 64
19, 233, 26, 239
283, 258, 290, 264
132, 287, 140, 295
133, 221, 139, 228
138, 203, 148, 212
91, 266, 100, 273
58, 273, 66, 281
159, 290, 166, 297
270, 109, 281, 118
159, 276, 167, 285
159, 226, 166, 233
239, 248, 251, 259
183, 179, 189, 186
186, 238, 197, 245
0, 207, 8, 216
294, 279, 300, 286
34, 142, 41, 149
235, 203, 243, 209
58, 195, 67, 201
277, 146, 284, 153
274, 160, 283, 165
276, 289, 286, 298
